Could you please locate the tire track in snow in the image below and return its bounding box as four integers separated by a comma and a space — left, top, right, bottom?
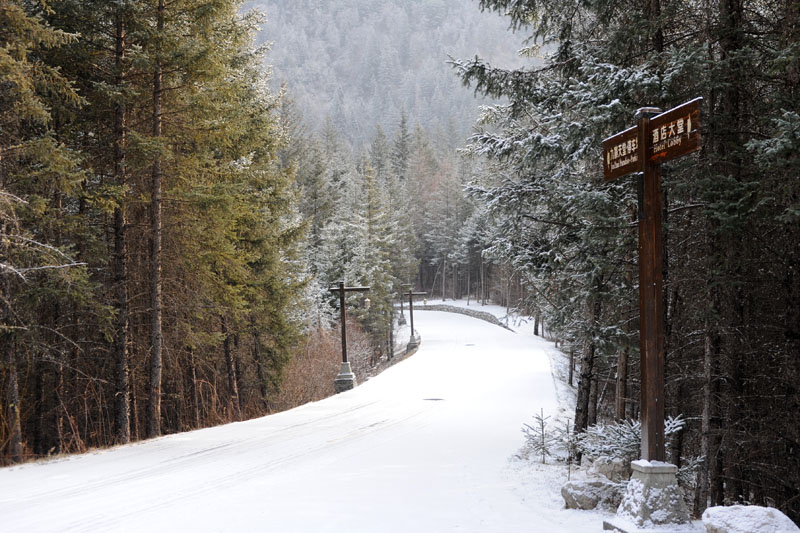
1, 399, 384, 508
59, 400, 442, 532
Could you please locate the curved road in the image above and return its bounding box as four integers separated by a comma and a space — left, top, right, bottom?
0, 310, 598, 532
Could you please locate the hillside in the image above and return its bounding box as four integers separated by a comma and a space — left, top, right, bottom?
245, 0, 529, 148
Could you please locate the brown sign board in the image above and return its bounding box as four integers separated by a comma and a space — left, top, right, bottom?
602, 98, 702, 181
648, 97, 702, 164
602, 125, 639, 181
598, 96, 703, 463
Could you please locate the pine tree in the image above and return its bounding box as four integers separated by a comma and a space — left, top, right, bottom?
0, 0, 308, 459
369, 125, 391, 184
0, 0, 85, 461
458, 0, 800, 520
391, 110, 411, 181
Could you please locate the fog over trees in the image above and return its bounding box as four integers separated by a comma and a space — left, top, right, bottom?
247, 0, 527, 149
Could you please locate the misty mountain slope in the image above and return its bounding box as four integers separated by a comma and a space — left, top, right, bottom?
246, 0, 529, 148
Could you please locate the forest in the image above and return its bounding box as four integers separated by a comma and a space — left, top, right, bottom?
0, 0, 511, 467
450, 0, 800, 522
2, 0, 799, 525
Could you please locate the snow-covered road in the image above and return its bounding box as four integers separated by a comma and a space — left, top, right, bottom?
0, 310, 603, 532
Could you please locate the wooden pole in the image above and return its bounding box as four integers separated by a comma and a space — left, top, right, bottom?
338, 281, 348, 363
604, 99, 702, 466
329, 282, 370, 366
407, 290, 426, 338
409, 293, 415, 338
636, 110, 666, 462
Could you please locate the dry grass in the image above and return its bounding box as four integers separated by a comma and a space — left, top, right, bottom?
272, 323, 375, 411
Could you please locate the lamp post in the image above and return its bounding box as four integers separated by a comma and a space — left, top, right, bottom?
406, 289, 426, 350
329, 281, 370, 393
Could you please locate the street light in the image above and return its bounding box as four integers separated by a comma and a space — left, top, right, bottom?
329, 281, 370, 393
406, 289, 426, 351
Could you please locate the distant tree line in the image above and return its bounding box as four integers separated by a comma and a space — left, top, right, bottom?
453, 0, 799, 522
285, 102, 525, 357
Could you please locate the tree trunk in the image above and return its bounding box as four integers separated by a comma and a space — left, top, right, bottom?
33, 361, 46, 455
113, 12, 131, 444
575, 287, 602, 433
505, 267, 511, 314
480, 257, 485, 305
4, 335, 23, 463
2, 284, 22, 463
615, 346, 629, 420
1, 212, 23, 462
253, 333, 270, 411
147, 0, 165, 439
466, 269, 471, 305
575, 342, 596, 434
388, 309, 394, 357
568, 346, 574, 387
130, 362, 139, 441
188, 347, 200, 428
52, 192, 65, 453
453, 265, 457, 300
234, 334, 245, 417
442, 256, 446, 300
222, 317, 240, 421
650, 0, 664, 53
587, 369, 599, 427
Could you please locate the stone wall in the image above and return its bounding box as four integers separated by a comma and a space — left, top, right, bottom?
415, 304, 513, 331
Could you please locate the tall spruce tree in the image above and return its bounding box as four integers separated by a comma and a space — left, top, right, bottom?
0, 0, 86, 462
391, 110, 411, 182
2, 0, 307, 461
455, 0, 800, 520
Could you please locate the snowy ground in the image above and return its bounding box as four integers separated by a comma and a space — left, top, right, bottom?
0, 309, 610, 532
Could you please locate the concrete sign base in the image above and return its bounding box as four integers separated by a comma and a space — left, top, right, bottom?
603, 460, 692, 532
334, 361, 356, 393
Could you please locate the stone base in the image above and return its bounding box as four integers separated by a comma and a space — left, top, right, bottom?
406, 334, 420, 351
608, 460, 690, 531
334, 362, 356, 393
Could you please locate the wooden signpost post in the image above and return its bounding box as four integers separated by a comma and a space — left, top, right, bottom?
602, 98, 702, 462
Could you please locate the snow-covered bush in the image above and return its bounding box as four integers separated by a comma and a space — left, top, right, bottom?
576, 416, 686, 464
576, 415, 701, 504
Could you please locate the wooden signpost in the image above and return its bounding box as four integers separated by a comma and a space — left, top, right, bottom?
602, 98, 702, 461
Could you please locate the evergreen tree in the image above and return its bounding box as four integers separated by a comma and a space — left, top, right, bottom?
369, 125, 391, 184
456, 0, 800, 520
2, 0, 308, 459
296, 139, 334, 258
0, 0, 85, 461
358, 163, 397, 356
391, 110, 411, 181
